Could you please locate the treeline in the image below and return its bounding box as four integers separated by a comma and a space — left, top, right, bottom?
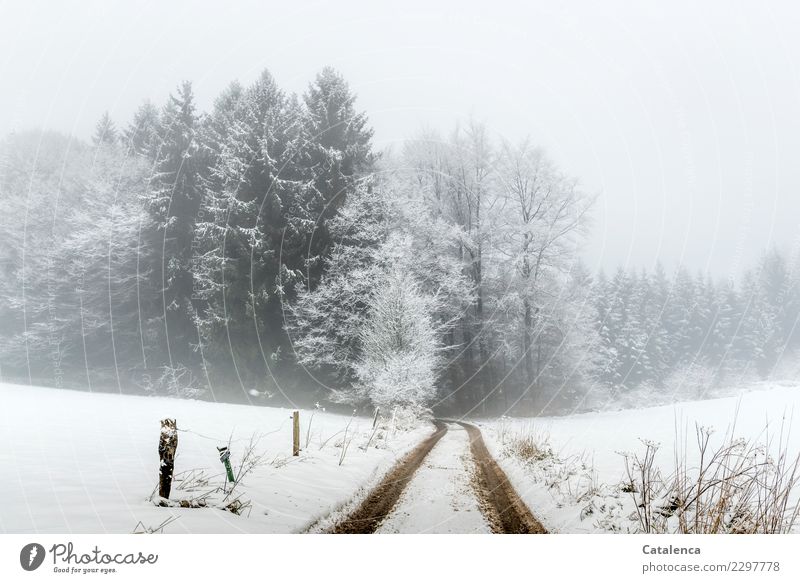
593, 253, 800, 399
1, 67, 797, 415
0, 68, 374, 403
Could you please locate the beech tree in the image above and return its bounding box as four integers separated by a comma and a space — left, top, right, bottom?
496, 138, 593, 401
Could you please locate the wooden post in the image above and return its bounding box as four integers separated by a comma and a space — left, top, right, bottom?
292, 411, 300, 456
158, 418, 178, 499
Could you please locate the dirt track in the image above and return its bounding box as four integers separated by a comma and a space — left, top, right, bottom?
457, 421, 547, 533
330, 420, 448, 533
331, 419, 547, 534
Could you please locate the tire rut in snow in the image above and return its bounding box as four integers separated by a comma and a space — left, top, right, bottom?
330, 420, 448, 533
457, 421, 548, 534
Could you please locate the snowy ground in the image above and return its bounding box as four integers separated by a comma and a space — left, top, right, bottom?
0, 383, 429, 534
376, 423, 490, 534
480, 384, 800, 533
5, 381, 797, 535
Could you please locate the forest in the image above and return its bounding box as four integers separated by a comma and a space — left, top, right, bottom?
2, 67, 799, 416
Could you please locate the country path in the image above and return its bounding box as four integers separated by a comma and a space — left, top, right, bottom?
330, 420, 547, 534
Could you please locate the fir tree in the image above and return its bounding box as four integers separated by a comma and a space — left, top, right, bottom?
93, 111, 118, 146
142, 81, 202, 368
298, 67, 375, 286
124, 101, 161, 159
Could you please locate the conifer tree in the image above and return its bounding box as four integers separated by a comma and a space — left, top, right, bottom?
93, 111, 118, 146
124, 101, 161, 159
298, 67, 375, 286
142, 81, 202, 368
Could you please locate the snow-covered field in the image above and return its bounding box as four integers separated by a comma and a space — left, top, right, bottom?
481, 384, 800, 534
0, 383, 429, 534
4, 381, 798, 535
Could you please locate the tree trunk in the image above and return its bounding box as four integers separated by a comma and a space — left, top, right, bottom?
523, 297, 534, 384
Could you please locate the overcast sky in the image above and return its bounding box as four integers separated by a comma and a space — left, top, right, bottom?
2, 0, 800, 278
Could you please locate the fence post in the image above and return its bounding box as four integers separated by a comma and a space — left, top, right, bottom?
292, 411, 300, 456
158, 418, 178, 499
217, 446, 235, 484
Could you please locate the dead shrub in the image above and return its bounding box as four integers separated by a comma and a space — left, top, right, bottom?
500, 421, 554, 463
621, 422, 800, 534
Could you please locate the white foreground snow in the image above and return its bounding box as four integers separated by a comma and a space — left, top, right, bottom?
376, 423, 491, 534
481, 384, 800, 533
0, 383, 429, 534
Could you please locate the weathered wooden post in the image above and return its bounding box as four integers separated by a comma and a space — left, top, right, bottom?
158, 418, 178, 499
292, 411, 300, 456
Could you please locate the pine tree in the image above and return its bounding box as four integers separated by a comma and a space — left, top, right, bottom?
646, 262, 673, 383
593, 270, 621, 387
142, 81, 202, 369
736, 270, 775, 377
605, 268, 634, 387
298, 67, 375, 286
712, 280, 741, 381
93, 111, 118, 146
664, 267, 696, 368
628, 269, 654, 385
124, 101, 161, 159
0, 131, 154, 387
193, 71, 298, 391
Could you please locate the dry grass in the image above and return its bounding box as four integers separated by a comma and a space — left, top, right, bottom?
621, 419, 800, 534
506, 434, 554, 462
496, 420, 624, 531
498, 420, 554, 463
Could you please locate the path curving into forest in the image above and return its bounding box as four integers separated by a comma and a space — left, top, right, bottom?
330, 419, 547, 534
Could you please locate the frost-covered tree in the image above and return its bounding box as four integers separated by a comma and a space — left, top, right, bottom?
192, 72, 295, 391
298, 67, 376, 286
0, 131, 155, 388
402, 122, 499, 408
496, 138, 593, 399
124, 100, 161, 159
287, 174, 470, 408
287, 184, 392, 383
141, 81, 202, 368
645, 263, 673, 382
400, 123, 596, 413
353, 267, 442, 412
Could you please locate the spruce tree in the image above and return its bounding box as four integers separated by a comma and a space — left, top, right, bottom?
298, 67, 375, 287
142, 81, 202, 370
92, 111, 118, 146
124, 101, 161, 159
193, 71, 294, 392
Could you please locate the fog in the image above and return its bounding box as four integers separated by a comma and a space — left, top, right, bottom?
2, 1, 800, 275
